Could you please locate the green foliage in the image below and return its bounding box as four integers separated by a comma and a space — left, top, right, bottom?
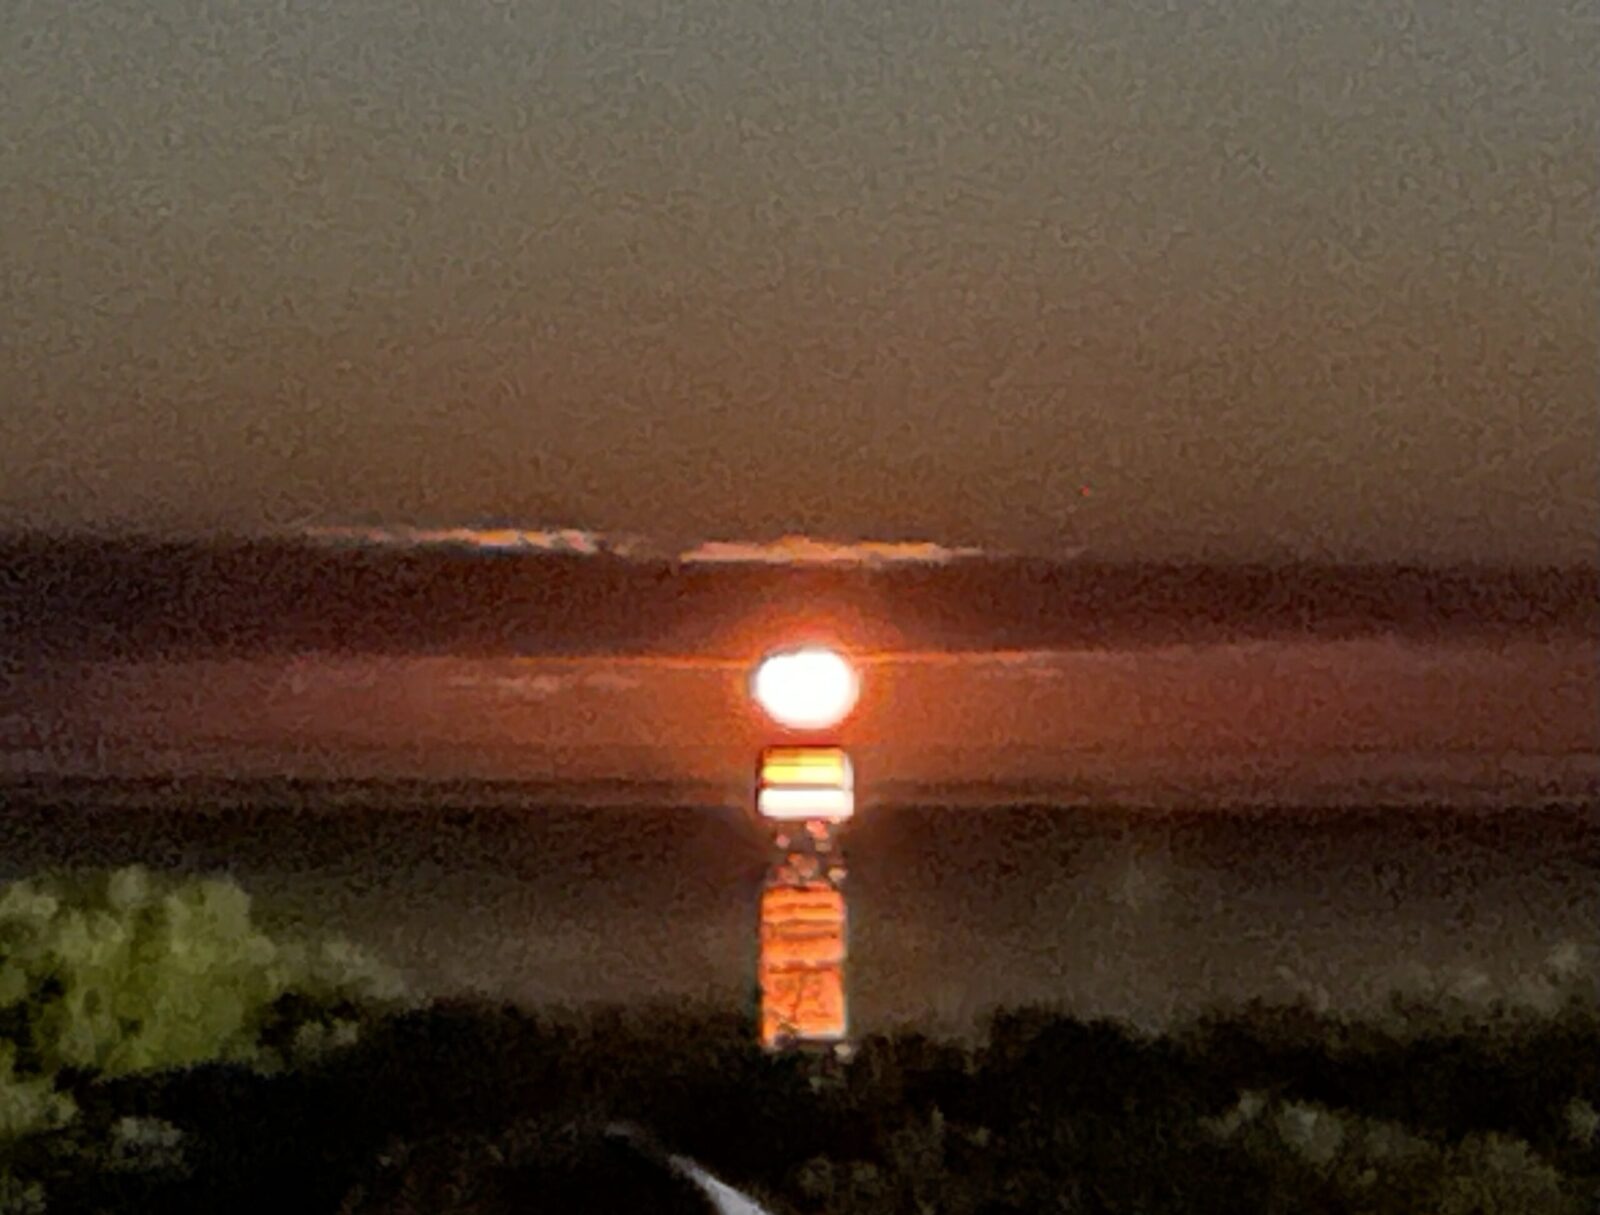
101, 1115, 185, 1174
0, 866, 404, 1090
0, 866, 411, 1213
1206, 1090, 1586, 1215
0, 1170, 45, 1215
0, 1048, 74, 1141
1565, 1097, 1598, 1146
1440, 1133, 1581, 1215
0, 861, 407, 1215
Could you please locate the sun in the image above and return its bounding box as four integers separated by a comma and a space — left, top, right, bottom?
750, 647, 860, 731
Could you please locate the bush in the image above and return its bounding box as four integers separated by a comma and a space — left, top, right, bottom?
0, 866, 407, 1209
0, 866, 405, 1088
1205, 1090, 1587, 1215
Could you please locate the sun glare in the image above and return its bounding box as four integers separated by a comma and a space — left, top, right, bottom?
751, 647, 860, 731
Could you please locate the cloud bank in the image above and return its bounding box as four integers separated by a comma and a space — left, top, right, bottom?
300, 525, 992, 566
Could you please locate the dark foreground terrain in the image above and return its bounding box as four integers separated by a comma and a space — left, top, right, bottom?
1, 867, 1596, 1214
7, 994, 1600, 1214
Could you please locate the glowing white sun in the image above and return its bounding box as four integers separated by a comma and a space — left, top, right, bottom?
750, 647, 860, 731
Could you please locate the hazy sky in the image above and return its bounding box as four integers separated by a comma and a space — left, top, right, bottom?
2, 0, 1595, 560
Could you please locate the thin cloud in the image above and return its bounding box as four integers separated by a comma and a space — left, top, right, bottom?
678, 535, 989, 565
299, 525, 992, 566
445, 673, 568, 699
444, 670, 644, 698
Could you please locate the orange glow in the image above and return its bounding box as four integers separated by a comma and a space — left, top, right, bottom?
750, 647, 860, 731
682, 536, 986, 565
759, 746, 853, 787
757, 745, 854, 820
756, 787, 854, 820
760, 968, 847, 1046
762, 884, 847, 924
759, 883, 848, 1046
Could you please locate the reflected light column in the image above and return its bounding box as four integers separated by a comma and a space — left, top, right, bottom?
749, 647, 859, 1054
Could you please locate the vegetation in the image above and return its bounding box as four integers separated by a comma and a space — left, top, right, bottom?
0, 866, 407, 1212
0, 866, 1596, 1212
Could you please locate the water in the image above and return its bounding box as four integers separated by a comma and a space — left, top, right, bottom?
3, 551, 1594, 1035
2, 777, 1594, 1037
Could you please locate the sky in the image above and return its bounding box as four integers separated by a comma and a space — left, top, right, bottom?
1, 0, 1596, 561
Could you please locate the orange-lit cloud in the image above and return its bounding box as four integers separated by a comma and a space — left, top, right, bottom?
678, 535, 988, 566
